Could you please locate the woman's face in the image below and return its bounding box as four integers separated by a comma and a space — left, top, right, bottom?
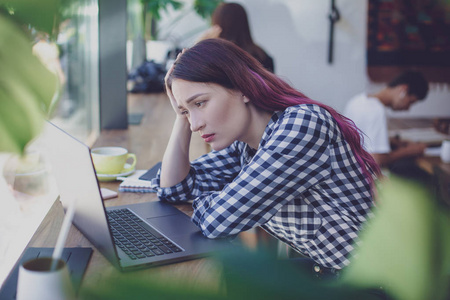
171, 79, 252, 151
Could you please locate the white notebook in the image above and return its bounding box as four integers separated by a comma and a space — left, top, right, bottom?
118, 170, 155, 193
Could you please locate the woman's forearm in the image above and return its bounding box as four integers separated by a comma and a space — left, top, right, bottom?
160, 117, 192, 187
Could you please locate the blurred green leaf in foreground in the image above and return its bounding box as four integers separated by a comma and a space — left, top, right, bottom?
0, 12, 58, 155
343, 175, 450, 300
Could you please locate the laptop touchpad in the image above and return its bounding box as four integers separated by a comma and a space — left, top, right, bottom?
147, 215, 199, 236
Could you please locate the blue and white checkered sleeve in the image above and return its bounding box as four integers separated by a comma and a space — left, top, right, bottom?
153, 142, 242, 202
192, 109, 333, 238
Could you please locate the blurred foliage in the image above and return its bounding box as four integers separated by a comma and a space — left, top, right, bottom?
140, 0, 223, 40
80, 276, 223, 300
0, 0, 60, 37
80, 176, 449, 300
193, 0, 223, 20
79, 248, 373, 300
342, 175, 450, 300
0, 10, 58, 155
141, 0, 184, 40
0, 0, 72, 40
216, 248, 375, 300
142, 0, 183, 21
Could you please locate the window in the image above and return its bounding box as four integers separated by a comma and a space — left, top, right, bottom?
50, 0, 100, 144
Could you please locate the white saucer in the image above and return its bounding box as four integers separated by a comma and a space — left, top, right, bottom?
96, 164, 135, 182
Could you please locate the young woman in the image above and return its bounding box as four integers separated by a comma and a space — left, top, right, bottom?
152, 39, 381, 271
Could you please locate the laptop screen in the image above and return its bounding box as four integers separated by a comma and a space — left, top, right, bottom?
41, 122, 121, 269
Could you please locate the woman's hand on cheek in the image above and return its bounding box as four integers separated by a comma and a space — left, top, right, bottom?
165, 50, 189, 119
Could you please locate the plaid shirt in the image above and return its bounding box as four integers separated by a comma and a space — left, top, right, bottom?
152, 104, 374, 269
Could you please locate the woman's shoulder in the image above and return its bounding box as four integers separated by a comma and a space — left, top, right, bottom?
262, 105, 333, 150
281, 103, 330, 120
272, 104, 335, 136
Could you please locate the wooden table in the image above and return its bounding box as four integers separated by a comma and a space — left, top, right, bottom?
388, 118, 450, 209
388, 117, 450, 176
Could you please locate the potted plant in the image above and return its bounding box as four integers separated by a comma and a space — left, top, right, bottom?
141, 0, 183, 41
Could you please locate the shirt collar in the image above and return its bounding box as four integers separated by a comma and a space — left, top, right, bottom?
259, 110, 282, 149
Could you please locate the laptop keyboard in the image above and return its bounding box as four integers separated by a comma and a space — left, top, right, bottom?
107, 209, 183, 260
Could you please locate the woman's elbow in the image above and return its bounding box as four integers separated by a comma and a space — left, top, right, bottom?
199, 224, 229, 239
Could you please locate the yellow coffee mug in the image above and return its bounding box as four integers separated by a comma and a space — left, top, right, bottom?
91, 147, 137, 175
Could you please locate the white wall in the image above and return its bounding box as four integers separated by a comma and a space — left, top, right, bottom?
159, 0, 450, 118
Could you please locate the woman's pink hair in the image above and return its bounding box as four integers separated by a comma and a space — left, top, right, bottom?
167, 39, 381, 189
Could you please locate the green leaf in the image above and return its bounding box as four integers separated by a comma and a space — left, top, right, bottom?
193, 0, 223, 19
143, 0, 183, 21
0, 0, 60, 36
79, 247, 369, 300
0, 15, 58, 154
342, 176, 450, 300
80, 271, 225, 300
218, 248, 369, 300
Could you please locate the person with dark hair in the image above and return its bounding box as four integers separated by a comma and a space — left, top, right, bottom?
344, 70, 429, 169
199, 2, 275, 72
151, 39, 381, 275
387, 71, 429, 100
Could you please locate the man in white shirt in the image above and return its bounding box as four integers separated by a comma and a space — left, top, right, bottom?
344, 71, 429, 169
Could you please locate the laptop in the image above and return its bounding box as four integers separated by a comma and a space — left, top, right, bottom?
41, 121, 230, 271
